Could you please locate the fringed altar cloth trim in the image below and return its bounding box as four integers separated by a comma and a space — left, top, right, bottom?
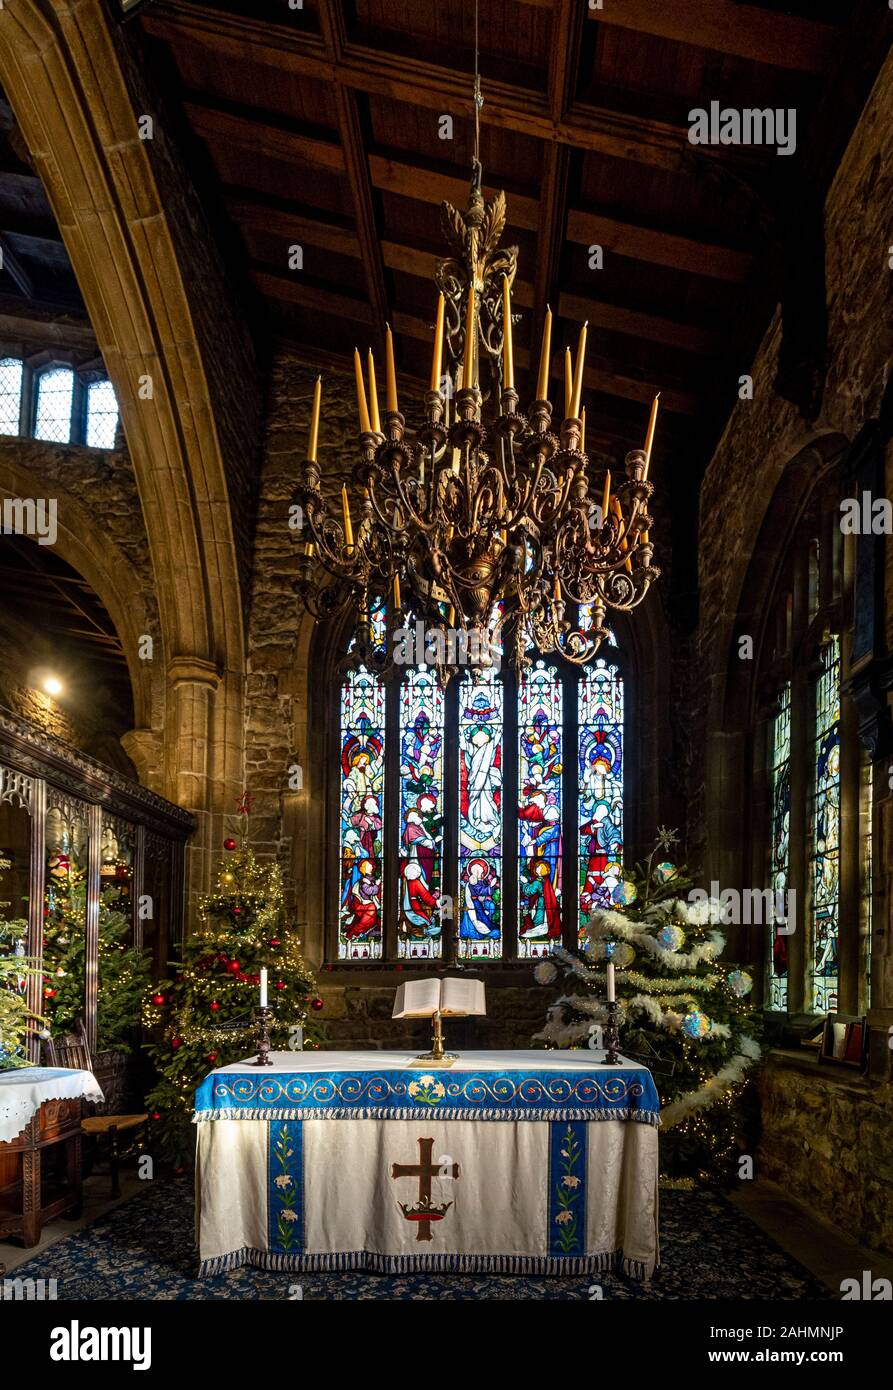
197, 1246, 655, 1280
193, 1105, 661, 1125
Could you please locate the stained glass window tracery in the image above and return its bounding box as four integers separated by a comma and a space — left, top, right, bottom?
767, 683, 791, 1011
810, 636, 840, 1013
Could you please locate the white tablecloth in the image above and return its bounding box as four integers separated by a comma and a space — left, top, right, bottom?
0, 1067, 104, 1144
195, 1051, 660, 1278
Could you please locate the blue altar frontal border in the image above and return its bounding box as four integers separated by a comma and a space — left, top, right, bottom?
193, 1065, 661, 1125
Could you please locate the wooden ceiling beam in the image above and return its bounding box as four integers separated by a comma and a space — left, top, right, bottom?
558, 291, 719, 356
319, 0, 389, 339
580, 0, 838, 74
147, 2, 768, 172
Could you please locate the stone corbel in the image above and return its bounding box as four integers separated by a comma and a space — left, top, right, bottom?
166, 655, 222, 692
120, 727, 162, 790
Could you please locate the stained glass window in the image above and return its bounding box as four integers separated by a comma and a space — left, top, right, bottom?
0, 357, 23, 435
86, 379, 119, 449
34, 366, 74, 444
767, 683, 791, 1011
398, 667, 445, 958
458, 667, 503, 960
518, 660, 563, 959
578, 655, 624, 934
338, 667, 386, 960
810, 637, 840, 1013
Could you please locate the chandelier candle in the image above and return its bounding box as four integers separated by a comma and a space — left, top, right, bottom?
385, 323, 398, 413
308, 376, 321, 462
643, 392, 660, 476
340, 485, 354, 550
462, 283, 476, 387
353, 349, 371, 433
501, 275, 513, 391
571, 321, 588, 419
536, 305, 552, 402
431, 291, 446, 392
367, 350, 381, 434
564, 348, 572, 419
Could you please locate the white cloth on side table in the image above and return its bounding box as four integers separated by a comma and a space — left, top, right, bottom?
0, 1066, 104, 1144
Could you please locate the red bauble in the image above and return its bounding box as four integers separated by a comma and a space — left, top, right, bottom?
207, 1052, 219, 1065
223, 838, 237, 851
209, 1001, 221, 1012
268, 938, 280, 948
171, 1037, 183, 1050
233, 907, 242, 916
44, 987, 57, 998
227, 961, 241, 974
151, 993, 165, 1006
274, 980, 286, 991
311, 997, 324, 1011
151, 1112, 161, 1121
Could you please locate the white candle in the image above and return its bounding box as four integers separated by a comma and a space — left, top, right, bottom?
260, 967, 268, 1009
606, 960, 615, 1004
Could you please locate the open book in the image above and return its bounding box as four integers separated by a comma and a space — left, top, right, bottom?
393, 976, 486, 1019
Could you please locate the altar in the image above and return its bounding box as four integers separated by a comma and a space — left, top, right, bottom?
194, 1050, 660, 1278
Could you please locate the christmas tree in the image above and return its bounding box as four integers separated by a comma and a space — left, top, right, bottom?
533, 830, 761, 1184
0, 850, 39, 1068
143, 815, 325, 1163
41, 864, 149, 1052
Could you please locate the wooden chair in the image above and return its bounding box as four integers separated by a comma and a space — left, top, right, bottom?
43, 1023, 149, 1199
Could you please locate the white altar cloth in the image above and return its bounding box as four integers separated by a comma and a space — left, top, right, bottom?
195, 1051, 660, 1278
0, 1066, 104, 1144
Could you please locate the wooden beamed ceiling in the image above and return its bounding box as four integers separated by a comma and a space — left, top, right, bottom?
135, 0, 872, 469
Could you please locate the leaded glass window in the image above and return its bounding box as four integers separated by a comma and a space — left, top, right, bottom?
86, 379, 119, 449
398, 668, 445, 958
34, 366, 74, 444
335, 611, 626, 962
0, 357, 23, 435
767, 683, 791, 1011
810, 637, 840, 1013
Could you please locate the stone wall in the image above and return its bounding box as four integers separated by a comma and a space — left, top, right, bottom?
758, 1052, 893, 1257
317, 979, 553, 1052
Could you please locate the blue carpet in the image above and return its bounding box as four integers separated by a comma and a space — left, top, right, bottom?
10, 1177, 830, 1300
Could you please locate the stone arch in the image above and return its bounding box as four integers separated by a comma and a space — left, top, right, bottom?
0, 0, 254, 895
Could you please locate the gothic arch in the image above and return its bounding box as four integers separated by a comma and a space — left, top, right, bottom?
0, 0, 253, 893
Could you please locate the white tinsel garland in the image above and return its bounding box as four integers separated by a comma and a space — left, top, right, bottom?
660, 1036, 761, 1128
586, 908, 726, 971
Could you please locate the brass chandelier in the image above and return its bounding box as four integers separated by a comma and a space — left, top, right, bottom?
295, 160, 661, 676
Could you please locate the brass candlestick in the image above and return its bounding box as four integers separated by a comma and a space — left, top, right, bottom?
415, 1010, 459, 1064
253, 1006, 273, 1066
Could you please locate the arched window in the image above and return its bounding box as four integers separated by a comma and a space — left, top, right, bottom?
0, 356, 23, 436
755, 466, 872, 1019
335, 606, 627, 963
86, 379, 119, 449
34, 365, 75, 443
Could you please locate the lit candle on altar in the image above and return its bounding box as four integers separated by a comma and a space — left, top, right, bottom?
260, 967, 268, 1009
341, 484, 354, 549
393, 572, 402, 610
570, 321, 587, 419
606, 959, 615, 1004
367, 350, 381, 434
307, 375, 321, 461
564, 348, 572, 419
353, 349, 371, 433
601, 469, 611, 524
502, 275, 514, 391
462, 283, 476, 388
643, 392, 660, 476
385, 323, 398, 413
431, 291, 445, 392
535, 305, 552, 402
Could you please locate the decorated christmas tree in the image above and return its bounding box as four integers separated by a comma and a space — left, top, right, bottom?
0, 850, 39, 1068
41, 865, 149, 1052
143, 799, 325, 1162
533, 830, 761, 1183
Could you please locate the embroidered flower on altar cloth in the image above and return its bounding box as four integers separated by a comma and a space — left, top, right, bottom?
408, 1077, 446, 1105
561, 1175, 581, 1189
280, 1208, 299, 1223
274, 1175, 293, 1189
555, 1210, 574, 1225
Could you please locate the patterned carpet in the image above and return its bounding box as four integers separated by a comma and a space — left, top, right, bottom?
9, 1177, 830, 1300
